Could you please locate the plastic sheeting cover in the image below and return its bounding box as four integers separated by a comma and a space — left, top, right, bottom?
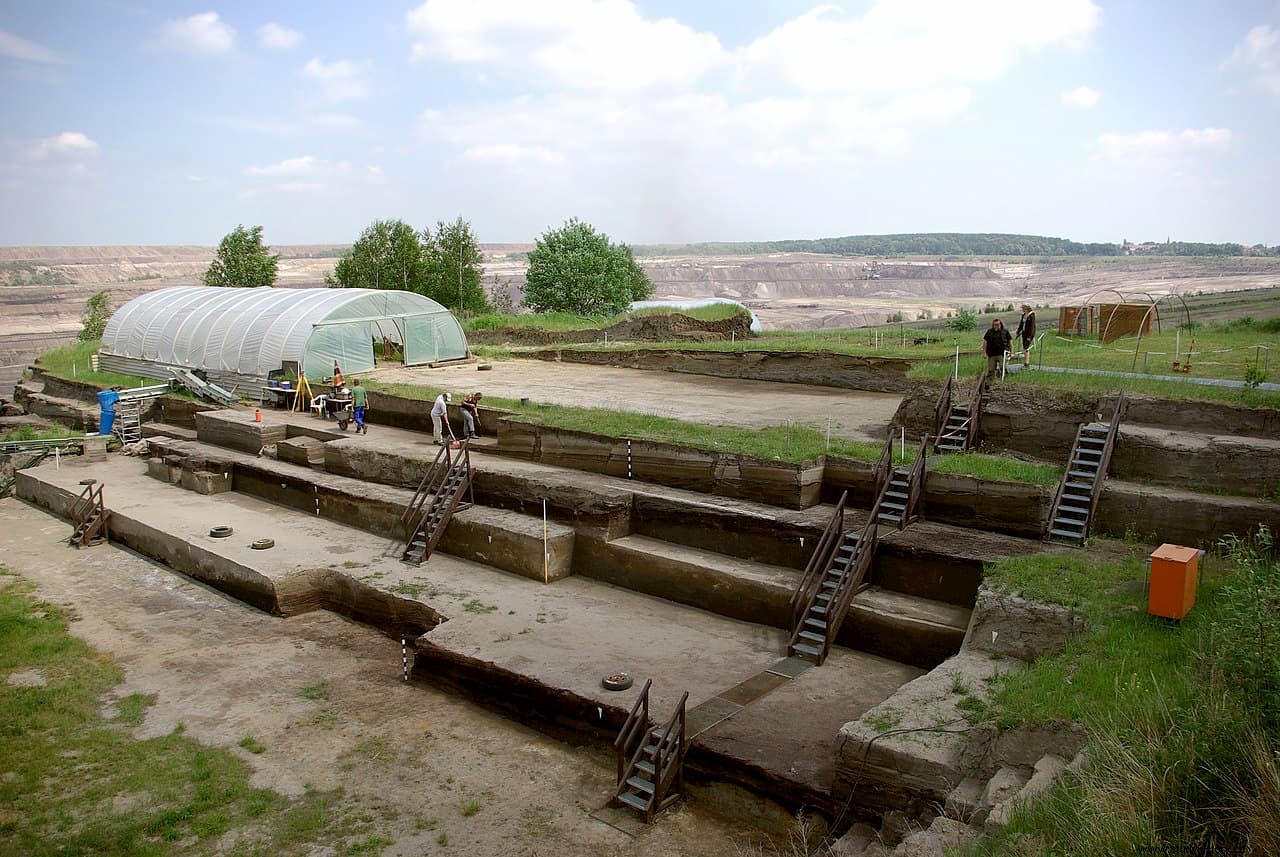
101, 286, 467, 378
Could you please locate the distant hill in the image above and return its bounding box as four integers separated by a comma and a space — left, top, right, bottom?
636, 233, 1273, 258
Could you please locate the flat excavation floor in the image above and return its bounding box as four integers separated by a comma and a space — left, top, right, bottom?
20, 452, 925, 819
374, 360, 903, 441
0, 497, 776, 856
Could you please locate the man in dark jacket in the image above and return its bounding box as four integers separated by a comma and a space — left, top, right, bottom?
1015, 304, 1036, 365
983, 319, 1012, 377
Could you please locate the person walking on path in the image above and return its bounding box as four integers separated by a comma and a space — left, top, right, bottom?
351, 378, 368, 434
430, 391, 451, 444
1015, 304, 1036, 365
983, 318, 1012, 377
460, 392, 483, 439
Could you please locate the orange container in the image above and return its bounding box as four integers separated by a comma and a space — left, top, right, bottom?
1148, 544, 1200, 620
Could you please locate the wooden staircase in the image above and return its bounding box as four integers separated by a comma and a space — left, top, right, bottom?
787, 491, 877, 665
613, 679, 689, 822
875, 435, 928, 529
1045, 393, 1127, 546
401, 441, 473, 564
933, 370, 988, 454
68, 480, 110, 548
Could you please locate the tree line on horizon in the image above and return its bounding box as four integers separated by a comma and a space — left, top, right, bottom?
634, 233, 1278, 258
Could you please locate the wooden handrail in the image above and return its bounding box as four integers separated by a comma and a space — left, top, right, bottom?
654, 691, 689, 799
821, 513, 879, 661
401, 443, 452, 534
902, 435, 929, 526
933, 375, 953, 440
1087, 391, 1127, 536
615, 678, 653, 790
789, 491, 846, 629
965, 369, 989, 450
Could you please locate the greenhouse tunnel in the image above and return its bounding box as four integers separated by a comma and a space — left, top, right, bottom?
98, 286, 468, 385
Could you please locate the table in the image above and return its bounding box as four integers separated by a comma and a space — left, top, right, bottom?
260, 387, 298, 410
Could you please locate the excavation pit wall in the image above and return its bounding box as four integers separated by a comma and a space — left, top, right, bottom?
525, 347, 918, 393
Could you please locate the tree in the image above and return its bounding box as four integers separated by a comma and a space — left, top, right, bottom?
946, 307, 978, 332
78, 290, 110, 342
429, 217, 489, 314
204, 224, 279, 287
327, 219, 434, 293
523, 219, 653, 315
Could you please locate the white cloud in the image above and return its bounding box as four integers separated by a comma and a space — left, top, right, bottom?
155, 12, 235, 56
1225, 24, 1280, 94
257, 23, 303, 50
245, 155, 350, 178
28, 131, 99, 160
1061, 85, 1100, 107
736, 0, 1100, 95
405, 0, 726, 90
460, 144, 567, 167
303, 58, 373, 101
0, 27, 66, 63
1095, 128, 1232, 165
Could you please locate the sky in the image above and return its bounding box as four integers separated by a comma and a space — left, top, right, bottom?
1, 1, 1278, 247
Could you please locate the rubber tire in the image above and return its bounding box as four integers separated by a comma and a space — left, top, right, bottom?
250, 538, 275, 550
338, 419, 349, 431
209, 526, 233, 539
601, 673, 634, 692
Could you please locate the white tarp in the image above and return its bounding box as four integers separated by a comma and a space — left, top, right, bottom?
101, 286, 467, 379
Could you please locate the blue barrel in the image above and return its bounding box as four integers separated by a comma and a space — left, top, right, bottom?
97, 389, 119, 435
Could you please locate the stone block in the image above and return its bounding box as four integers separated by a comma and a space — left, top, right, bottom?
893, 816, 979, 857
146, 458, 179, 484
962, 585, 1082, 662
943, 777, 986, 823
191, 470, 232, 495
278, 436, 326, 467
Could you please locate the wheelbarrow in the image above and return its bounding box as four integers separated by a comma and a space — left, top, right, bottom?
325, 394, 354, 430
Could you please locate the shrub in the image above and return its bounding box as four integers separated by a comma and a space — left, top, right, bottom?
946, 307, 978, 332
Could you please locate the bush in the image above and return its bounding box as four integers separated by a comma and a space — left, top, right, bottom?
1214, 527, 1280, 729
946, 307, 978, 332
78, 291, 110, 342
523, 219, 652, 315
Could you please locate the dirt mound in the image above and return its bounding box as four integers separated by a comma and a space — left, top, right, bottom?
467, 310, 754, 346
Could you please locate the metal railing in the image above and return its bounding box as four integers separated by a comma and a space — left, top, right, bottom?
901, 435, 929, 528
964, 369, 989, 450
1086, 391, 1128, 539
932, 375, 954, 440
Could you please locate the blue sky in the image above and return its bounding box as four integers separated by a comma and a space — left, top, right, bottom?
1, 1, 1278, 247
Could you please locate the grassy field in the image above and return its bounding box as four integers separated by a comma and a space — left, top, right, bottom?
34, 339, 161, 392
928, 452, 1062, 487
0, 569, 390, 856
963, 531, 1280, 856
464, 302, 743, 333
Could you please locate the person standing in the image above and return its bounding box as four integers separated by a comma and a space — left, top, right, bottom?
430, 391, 451, 444
1015, 304, 1036, 365
983, 318, 1012, 377
351, 378, 368, 434
460, 392, 483, 439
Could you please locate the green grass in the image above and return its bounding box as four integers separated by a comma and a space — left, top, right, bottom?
0, 568, 390, 855
464, 303, 747, 334
965, 538, 1280, 856
929, 452, 1062, 487
460, 798, 482, 818
34, 339, 155, 390
297, 681, 330, 701
2, 425, 84, 443
238, 735, 266, 755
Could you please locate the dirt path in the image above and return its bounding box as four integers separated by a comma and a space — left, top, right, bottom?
374, 360, 903, 442
0, 497, 769, 856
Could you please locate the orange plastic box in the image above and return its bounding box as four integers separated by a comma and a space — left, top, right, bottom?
1148, 544, 1200, 620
